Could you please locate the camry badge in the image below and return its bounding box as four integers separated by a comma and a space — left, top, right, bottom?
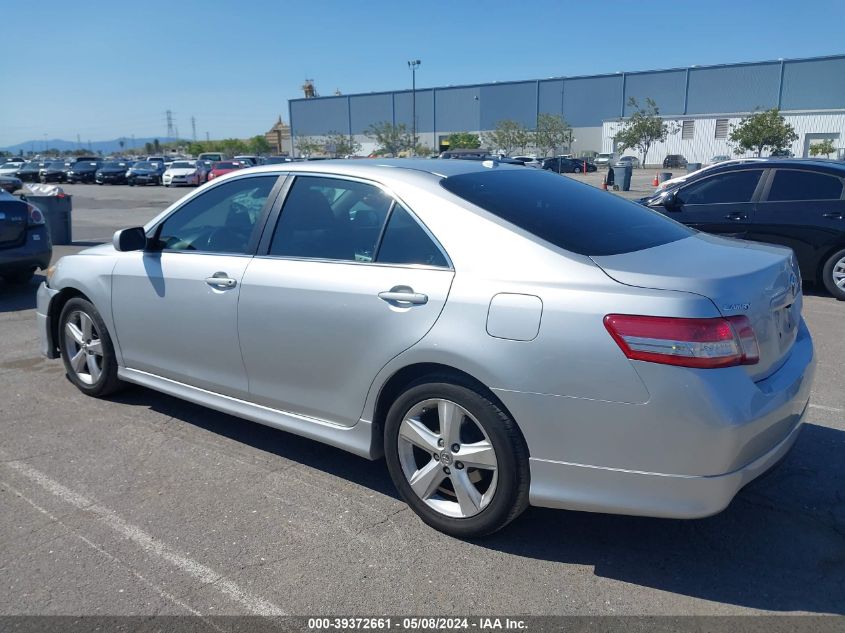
722, 303, 750, 312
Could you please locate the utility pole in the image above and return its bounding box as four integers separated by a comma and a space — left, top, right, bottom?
206, 131, 210, 142
166, 110, 175, 138
191, 116, 197, 141
76, 134, 81, 149
407, 60, 421, 156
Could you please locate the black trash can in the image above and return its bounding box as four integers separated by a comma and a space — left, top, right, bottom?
24, 192, 73, 245
686, 162, 702, 173
613, 164, 633, 191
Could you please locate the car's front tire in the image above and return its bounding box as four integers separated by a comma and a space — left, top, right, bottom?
384, 378, 530, 538
822, 248, 845, 300
59, 297, 124, 397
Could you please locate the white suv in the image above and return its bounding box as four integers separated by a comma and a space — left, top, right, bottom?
594, 152, 616, 167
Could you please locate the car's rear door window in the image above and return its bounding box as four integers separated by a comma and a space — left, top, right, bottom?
376, 204, 448, 267
766, 169, 844, 201
440, 168, 692, 256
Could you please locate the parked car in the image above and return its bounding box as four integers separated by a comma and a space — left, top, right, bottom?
542, 157, 596, 173
654, 158, 768, 192
663, 154, 688, 168
163, 160, 202, 187
0, 175, 23, 193
36, 159, 814, 537
234, 155, 259, 166
95, 161, 131, 185
17, 162, 45, 182
40, 161, 70, 183
641, 159, 845, 299
614, 155, 641, 168
197, 152, 226, 163
0, 190, 51, 284
66, 161, 102, 184
770, 149, 794, 158
72, 155, 100, 164
195, 160, 213, 183
710, 155, 731, 164
207, 161, 245, 181
261, 156, 294, 165
593, 152, 616, 167
511, 155, 543, 168
126, 161, 165, 186
0, 162, 24, 177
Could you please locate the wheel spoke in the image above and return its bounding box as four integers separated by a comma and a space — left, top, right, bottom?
458, 440, 497, 470
86, 354, 101, 382
399, 417, 441, 453
70, 348, 86, 372
65, 322, 84, 345
80, 313, 94, 340
451, 470, 482, 516
86, 339, 103, 356
437, 400, 462, 445
409, 459, 446, 500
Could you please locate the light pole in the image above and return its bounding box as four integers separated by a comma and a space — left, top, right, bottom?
408, 59, 421, 156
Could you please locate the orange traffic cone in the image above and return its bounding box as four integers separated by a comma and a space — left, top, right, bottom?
652, 172, 659, 187
601, 178, 608, 191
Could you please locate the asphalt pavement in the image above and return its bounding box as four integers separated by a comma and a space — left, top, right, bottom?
0, 181, 843, 617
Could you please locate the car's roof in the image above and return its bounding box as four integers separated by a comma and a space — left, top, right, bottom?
703, 158, 845, 173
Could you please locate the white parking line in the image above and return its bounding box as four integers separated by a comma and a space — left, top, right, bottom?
4, 459, 287, 616
809, 403, 843, 413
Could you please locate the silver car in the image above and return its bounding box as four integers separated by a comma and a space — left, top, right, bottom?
36, 159, 815, 537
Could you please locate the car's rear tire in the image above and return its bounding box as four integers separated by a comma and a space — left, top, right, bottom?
821, 248, 845, 300
59, 297, 124, 397
384, 377, 530, 538
2, 268, 35, 284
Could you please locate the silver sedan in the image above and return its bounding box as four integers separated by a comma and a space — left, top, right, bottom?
37, 159, 815, 537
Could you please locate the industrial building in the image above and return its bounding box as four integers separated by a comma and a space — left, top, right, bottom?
288, 54, 845, 164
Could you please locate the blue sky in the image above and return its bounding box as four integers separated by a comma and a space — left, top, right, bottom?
1, 0, 843, 147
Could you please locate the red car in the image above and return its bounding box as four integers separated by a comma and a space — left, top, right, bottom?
207, 161, 245, 181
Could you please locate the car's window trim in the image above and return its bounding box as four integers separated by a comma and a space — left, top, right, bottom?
677, 167, 769, 206
257, 171, 453, 270
148, 172, 287, 257
759, 167, 845, 203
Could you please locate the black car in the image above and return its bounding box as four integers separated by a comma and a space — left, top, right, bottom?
66, 160, 102, 184
663, 154, 688, 168
0, 175, 23, 193
95, 161, 130, 185
16, 162, 44, 182
126, 161, 165, 186
39, 161, 70, 183
0, 191, 52, 284
542, 157, 597, 173
641, 159, 845, 299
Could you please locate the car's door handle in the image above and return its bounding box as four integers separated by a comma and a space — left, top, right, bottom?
205, 273, 237, 289
724, 212, 747, 221
822, 212, 843, 219
378, 288, 428, 305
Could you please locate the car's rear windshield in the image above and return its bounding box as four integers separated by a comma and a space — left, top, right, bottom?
170, 161, 193, 168
440, 168, 692, 256
214, 162, 239, 169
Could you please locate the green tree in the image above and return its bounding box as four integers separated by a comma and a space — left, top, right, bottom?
613, 98, 671, 167
324, 132, 362, 157
483, 120, 531, 156
414, 143, 434, 157
248, 135, 272, 155
729, 108, 798, 157
447, 132, 481, 149
532, 114, 572, 157
809, 138, 836, 157
220, 138, 247, 156
295, 135, 324, 157
366, 122, 412, 157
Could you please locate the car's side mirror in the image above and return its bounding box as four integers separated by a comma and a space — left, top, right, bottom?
662, 191, 681, 211
113, 226, 148, 251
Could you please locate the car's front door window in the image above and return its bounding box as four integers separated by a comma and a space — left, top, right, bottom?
678, 170, 763, 205
156, 175, 278, 254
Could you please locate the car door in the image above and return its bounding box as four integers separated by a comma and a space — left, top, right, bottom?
658, 168, 767, 237
238, 174, 455, 426
111, 174, 282, 398
750, 167, 845, 280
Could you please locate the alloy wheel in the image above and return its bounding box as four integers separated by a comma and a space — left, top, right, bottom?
397, 398, 498, 519
833, 255, 845, 290
64, 310, 104, 385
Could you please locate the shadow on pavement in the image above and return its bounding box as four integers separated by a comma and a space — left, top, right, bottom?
111, 386, 844, 614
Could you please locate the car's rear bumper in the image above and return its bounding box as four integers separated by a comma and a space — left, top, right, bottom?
36, 282, 60, 358
0, 230, 52, 274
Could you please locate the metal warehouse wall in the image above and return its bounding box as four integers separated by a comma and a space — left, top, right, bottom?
289, 55, 845, 149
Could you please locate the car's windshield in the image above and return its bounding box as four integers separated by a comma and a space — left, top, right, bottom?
441, 168, 693, 257
0, 163, 19, 169
213, 162, 239, 169
170, 161, 193, 169
103, 162, 127, 168
133, 162, 154, 169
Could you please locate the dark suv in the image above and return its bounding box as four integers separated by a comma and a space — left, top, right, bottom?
67, 160, 102, 184
662, 154, 688, 168
0, 191, 52, 284
642, 159, 845, 299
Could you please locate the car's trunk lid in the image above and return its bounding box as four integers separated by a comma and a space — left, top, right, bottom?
591, 233, 802, 381
0, 200, 28, 249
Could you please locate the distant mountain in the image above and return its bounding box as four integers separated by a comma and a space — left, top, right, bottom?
1, 137, 180, 155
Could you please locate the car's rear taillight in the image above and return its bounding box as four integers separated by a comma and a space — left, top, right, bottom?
604, 314, 759, 369
26, 204, 45, 226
